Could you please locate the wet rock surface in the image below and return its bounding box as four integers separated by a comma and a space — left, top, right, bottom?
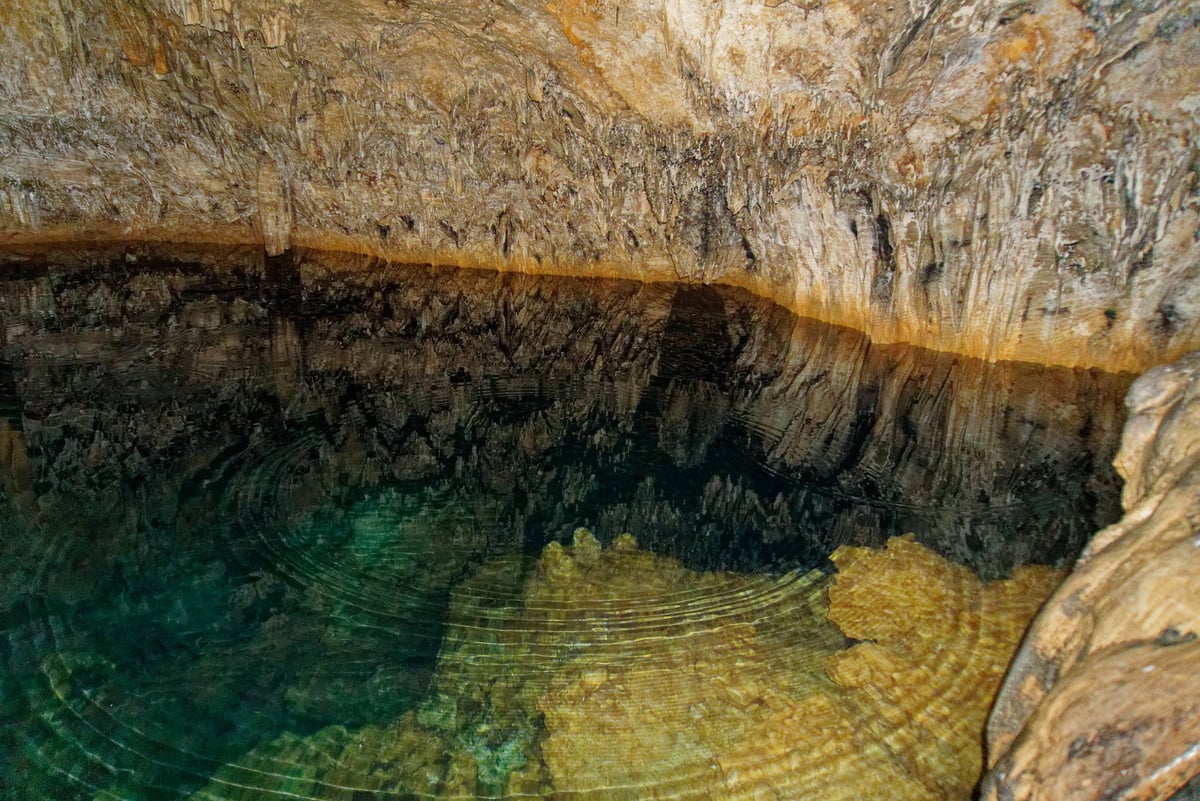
984, 350, 1200, 801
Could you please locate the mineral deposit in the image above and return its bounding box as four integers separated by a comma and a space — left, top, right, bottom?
2, 0, 1199, 370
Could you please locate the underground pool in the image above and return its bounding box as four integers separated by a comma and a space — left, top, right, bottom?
0, 244, 1136, 800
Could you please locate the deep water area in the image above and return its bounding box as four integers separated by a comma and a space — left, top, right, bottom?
0, 244, 1134, 800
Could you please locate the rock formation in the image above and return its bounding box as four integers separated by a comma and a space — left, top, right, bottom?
983, 352, 1200, 801
3, 0, 1200, 798
2, 0, 1199, 370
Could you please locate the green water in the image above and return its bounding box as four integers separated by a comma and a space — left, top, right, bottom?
0, 245, 1133, 800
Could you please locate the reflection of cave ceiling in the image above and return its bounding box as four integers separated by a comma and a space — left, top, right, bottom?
2, 0, 1200, 370
0, 244, 1134, 573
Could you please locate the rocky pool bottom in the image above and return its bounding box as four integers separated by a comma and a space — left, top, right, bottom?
0, 244, 1134, 799
183, 530, 1062, 801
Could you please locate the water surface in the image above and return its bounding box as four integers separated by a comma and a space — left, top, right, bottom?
0, 244, 1133, 800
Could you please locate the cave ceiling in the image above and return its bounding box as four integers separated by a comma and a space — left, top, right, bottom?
1, 0, 1199, 369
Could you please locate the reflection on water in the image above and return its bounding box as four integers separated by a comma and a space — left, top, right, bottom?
0, 244, 1132, 800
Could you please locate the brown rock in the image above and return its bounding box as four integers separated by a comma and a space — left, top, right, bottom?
2, 0, 1199, 370
826, 535, 1063, 799
984, 351, 1200, 801
504, 532, 1059, 800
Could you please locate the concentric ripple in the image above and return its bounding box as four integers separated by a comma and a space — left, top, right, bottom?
170, 531, 1062, 801
3, 423, 456, 800
0, 246, 1126, 800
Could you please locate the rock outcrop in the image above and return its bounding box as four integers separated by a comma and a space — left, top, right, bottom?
2, 0, 1200, 370
984, 351, 1200, 801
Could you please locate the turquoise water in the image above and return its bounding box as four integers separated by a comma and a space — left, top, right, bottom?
0, 245, 1132, 800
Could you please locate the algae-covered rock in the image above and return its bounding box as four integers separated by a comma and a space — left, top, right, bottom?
185, 714, 451, 800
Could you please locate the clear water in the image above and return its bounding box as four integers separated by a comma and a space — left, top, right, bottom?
0, 245, 1133, 800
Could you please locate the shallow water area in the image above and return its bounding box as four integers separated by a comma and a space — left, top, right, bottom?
0, 244, 1134, 800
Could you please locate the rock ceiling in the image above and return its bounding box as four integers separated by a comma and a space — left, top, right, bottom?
1, 0, 1199, 369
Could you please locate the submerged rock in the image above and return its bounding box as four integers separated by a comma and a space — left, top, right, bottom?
182, 717, 447, 801
432, 529, 842, 798
186, 530, 1061, 800
824, 536, 1062, 800
192, 532, 1065, 801
523, 531, 1061, 800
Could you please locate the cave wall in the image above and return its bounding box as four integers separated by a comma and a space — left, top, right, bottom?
983, 351, 1200, 801
2, 0, 1200, 370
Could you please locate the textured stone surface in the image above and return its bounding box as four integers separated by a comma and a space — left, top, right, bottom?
984, 351, 1200, 801
2, 0, 1200, 370
450, 532, 1059, 800
825, 536, 1063, 800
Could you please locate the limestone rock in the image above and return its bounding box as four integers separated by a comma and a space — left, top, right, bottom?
168, 526, 1062, 800
984, 351, 1200, 801
454, 532, 1058, 800
2, 0, 1199, 370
